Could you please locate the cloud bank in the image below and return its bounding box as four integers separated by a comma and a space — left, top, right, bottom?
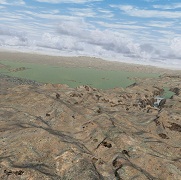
112, 5, 181, 18
0, 0, 25, 5
0, 21, 180, 69
0, 1, 180, 69
35, 0, 102, 4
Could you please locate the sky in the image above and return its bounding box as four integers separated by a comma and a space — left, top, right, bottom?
0, 0, 181, 69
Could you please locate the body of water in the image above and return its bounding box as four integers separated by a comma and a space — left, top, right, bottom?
0, 60, 159, 89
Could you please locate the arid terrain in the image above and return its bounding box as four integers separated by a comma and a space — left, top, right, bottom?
0, 51, 180, 73
0, 52, 181, 179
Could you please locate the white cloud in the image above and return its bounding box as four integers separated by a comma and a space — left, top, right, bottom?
39, 33, 83, 51
0, 19, 142, 60
35, 0, 102, 4
0, 27, 27, 40
97, 8, 114, 18
40, 9, 60, 14
0, 2, 180, 69
116, 5, 133, 11
68, 8, 97, 17
153, 3, 181, 10
145, 20, 175, 28
0, 27, 29, 46
0, 0, 25, 5
55, 20, 148, 58
69, 7, 115, 19
0, 0, 8, 4
144, 0, 158, 2
111, 5, 181, 18
37, 27, 181, 68
38, 22, 181, 66
170, 37, 181, 58
18, 10, 82, 20
96, 21, 147, 30
0, 20, 181, 68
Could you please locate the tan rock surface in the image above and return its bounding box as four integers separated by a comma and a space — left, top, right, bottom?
0, 73, 181, 179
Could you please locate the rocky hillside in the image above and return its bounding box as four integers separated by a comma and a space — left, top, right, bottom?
0, 74, 181, 179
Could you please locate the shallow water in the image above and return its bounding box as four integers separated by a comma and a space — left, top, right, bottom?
162, 87, 175, 99
0, 60, 159, 89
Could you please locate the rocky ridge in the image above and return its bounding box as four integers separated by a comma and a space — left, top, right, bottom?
0, 75, 181, 179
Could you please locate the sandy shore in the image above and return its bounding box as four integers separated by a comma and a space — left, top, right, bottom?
0, 51, 181, 75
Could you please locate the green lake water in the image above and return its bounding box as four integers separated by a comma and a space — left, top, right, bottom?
0, 60, 159, 89
0, 60, 175, 98
162, 87, 175, 99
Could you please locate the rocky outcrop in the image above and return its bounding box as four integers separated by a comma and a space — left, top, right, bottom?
0, 75, 181, 179
170, 87, 180, 96
9, 67, 27, 72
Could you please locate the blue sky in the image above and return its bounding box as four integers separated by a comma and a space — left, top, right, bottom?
0, 0, 181, 68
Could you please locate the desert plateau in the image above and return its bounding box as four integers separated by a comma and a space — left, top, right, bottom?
0, 52, 180, 179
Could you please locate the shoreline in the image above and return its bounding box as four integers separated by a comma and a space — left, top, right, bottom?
0, 50, 181, 75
